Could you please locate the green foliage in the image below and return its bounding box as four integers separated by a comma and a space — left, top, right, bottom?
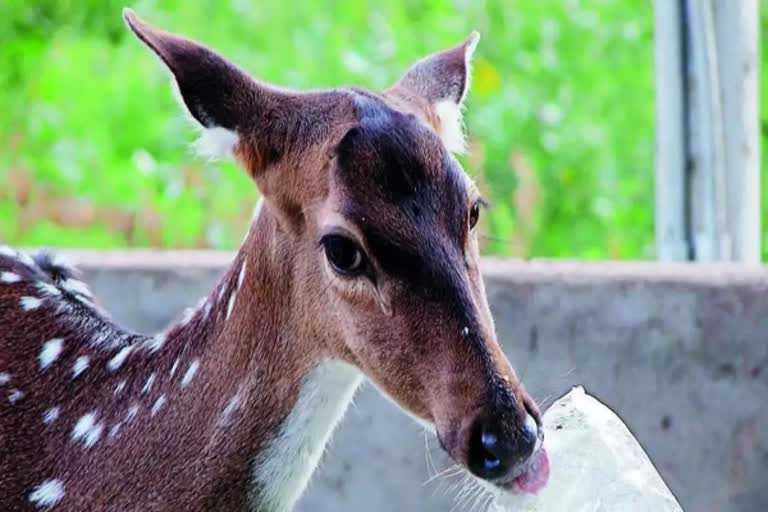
0, 1, 763, 258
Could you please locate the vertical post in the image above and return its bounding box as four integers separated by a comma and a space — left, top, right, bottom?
713, 0, 761, 263
654, 0, 690, 261
686, 0, 728, 261
655, 0, 761, 262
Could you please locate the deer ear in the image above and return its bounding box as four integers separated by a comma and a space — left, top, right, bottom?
123, 9, 284, 163
389, 32, 480, 154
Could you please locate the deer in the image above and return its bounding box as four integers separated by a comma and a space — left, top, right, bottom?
0, 9, 549, 511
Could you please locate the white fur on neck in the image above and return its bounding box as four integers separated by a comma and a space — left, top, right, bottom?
194, 126, 239, 161
250, 360, 362, 512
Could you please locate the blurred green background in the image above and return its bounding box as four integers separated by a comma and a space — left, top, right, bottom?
0, 1, 765, 258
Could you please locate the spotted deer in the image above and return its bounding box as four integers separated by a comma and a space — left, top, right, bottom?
0, 9, 549, 511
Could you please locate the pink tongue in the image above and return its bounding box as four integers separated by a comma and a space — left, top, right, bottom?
512, 448, 550, 494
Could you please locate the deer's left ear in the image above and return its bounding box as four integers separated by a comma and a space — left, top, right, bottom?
388, 32, 479, 154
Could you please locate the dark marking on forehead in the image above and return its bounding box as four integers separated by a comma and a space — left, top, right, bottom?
334, 92, 470, 294
336, 93, 444, 204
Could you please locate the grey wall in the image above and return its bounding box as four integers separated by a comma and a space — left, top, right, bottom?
66, 251, 768, 512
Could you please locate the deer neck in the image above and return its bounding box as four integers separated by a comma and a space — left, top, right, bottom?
140, 202, 363, 511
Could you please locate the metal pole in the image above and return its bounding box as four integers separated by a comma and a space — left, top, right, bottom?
654, 0, 690, 261
659, 0, 762, 262
713, 0, 761, 263
686, 0, 728, 261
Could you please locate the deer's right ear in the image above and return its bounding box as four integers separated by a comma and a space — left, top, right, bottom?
123, 9, 297, 169
388, 33, 480, 154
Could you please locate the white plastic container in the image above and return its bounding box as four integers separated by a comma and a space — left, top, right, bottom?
492, 387, 684, 512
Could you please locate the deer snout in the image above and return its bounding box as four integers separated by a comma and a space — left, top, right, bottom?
466, 412, 540, 481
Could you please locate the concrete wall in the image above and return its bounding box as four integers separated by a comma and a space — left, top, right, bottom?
65, 251, 768, 512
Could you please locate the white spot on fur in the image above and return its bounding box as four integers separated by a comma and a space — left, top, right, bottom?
237, 260, 247, 290
228, 268, 243, 320
151, 394, 166, 416
250, 361, 362, 511
29, 479, 65, 507
181, 359, 200, 387
8, 388, 24, 403
127, 403, 139, 421
21, 296, 43, 311
72, 356, 89, 378
40, 338, 64, 370
0, 372, 10, 385
0, 271, 20, 283
0, 245, 15, 258
109, 422, 123, 439
72, 412, 96, 439
218, 387, 244, 427
72, 412, 96, 441
115, 380, 127, 395
84, 422, 103, 448
35, 282, 61, 297
62, 278, 91, 298
170, 358, 180, 378
44, 406, 60, 425
108, 346, 133, 371
18, 251, 36, 269
226, 290, 238, 319
142, 373, 156, 395
218, 282, 228, 303
194, 126, 239, 161
144, 332, 167, 353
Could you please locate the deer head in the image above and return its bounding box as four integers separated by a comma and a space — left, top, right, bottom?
123, 8, 549, 504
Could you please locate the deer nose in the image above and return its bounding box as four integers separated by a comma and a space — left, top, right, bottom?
467, 413, 539, 481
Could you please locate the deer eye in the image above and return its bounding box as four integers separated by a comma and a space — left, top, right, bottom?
322, 234, 367, 276
469, 202, 481, 230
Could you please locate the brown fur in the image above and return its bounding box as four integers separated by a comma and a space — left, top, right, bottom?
0, 10, 542, 511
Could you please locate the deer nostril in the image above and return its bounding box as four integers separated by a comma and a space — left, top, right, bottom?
469, 422, 510, 480
483, 456, 501, 471
468, 414, 541, 481
481, 431, 497, 449
480, 431, 502, 470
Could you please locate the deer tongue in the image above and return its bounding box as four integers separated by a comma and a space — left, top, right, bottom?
512, 447, 550, 494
